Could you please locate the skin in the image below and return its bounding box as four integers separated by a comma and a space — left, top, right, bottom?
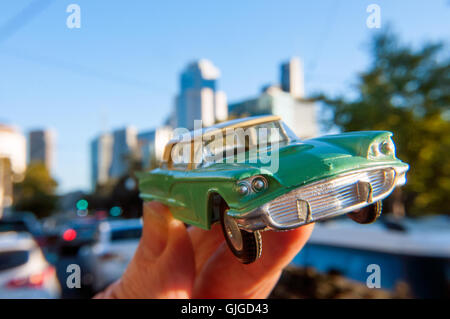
95, 201, 314, 299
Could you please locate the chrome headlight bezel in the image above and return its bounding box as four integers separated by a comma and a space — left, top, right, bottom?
379, 139, 395, 155
252, 177, 268, 192
237, 182, 250, 196
369, 138, 396, 158
236, 176, 268, 196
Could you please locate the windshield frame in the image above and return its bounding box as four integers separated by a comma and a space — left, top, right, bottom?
197, 120, 292, 168
164, 119, 297, 170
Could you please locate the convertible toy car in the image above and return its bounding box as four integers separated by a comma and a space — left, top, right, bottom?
138, 115, 409, 264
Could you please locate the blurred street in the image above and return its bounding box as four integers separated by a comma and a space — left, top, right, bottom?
1, 209, 449, 298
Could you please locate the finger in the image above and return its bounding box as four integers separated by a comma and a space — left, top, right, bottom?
188, 223, 224, 275
193, 223, 314, 298
103, 202, 196, 299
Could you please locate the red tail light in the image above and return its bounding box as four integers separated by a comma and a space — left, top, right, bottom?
6, 266, 55, 289
62, 229, 77, 241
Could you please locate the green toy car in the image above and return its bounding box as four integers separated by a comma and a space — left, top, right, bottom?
138, 115, 409, 264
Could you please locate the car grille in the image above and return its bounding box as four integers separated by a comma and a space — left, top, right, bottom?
267, 168, 396, 227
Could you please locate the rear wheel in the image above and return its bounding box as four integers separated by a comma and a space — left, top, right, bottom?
348, 201, 382, 224
216, 197, 261, 264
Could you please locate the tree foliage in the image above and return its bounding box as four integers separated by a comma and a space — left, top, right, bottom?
13, 162, 59, 218
319, 31, 450, 216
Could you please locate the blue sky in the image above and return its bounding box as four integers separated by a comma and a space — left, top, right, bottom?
1, 0, 449, 193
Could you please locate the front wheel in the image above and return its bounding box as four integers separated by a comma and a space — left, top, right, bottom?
347, 201, 382, 224
219, 203, 262, 264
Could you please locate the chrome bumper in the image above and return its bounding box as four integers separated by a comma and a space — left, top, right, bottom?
234, 166, 408, 231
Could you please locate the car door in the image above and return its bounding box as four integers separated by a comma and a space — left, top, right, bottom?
160, 141, 195, 224
166, 138, 216, 229
180, 137, 226, 229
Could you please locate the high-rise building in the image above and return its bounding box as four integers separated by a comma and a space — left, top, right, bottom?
0, 158, 13, 217
109, 127, 138, 179
138, 126, 173, 170
90, 133, 113, 189
280, 57, 305, 99
91, 126, 166, 189
215, 91, 228, 122
28, 129, 54, 172
0, 125, 27, 177
229, 58, 318, 139
175, 59, 228, 129
0, 124, 26, 215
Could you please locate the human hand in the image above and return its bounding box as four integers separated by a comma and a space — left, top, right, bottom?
95, 201, 314, 299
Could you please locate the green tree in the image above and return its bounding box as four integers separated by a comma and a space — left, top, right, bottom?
13, 162, 59, 218
318, 31, 450, 216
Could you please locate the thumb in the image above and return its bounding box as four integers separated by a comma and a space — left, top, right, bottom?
96, 202, 196, 299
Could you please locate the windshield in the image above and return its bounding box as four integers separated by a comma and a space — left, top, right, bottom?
198, 120, 290, 167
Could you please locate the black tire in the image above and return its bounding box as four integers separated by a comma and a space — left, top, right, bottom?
216, 198, 262, 264
348, 201, 382, 224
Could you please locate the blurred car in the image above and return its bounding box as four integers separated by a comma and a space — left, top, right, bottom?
0, 212, 44, 245
0, 232, 60, 299
79, 219, 142, 292
57, 218, 99, 256
0, 213, 63, 275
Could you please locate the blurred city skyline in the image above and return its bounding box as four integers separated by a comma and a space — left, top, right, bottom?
1, 0, 449, 192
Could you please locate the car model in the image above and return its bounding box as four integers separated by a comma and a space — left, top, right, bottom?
0, 232, 61, 299
78, 219, 142, 292
138, 115, 409, 264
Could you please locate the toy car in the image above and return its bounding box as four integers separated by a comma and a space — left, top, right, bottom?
138, 115, 409, 264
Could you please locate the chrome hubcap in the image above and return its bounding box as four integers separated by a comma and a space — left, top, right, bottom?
224, 212, 243, 251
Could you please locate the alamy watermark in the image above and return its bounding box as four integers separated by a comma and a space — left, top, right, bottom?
66, 264, 81, 289
169, 120, 283, 173
366, 4, 381, 29
66, 4, 81, 29
366, 264, 381, 288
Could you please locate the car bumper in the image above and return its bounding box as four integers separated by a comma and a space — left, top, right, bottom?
232, 165, 409, 231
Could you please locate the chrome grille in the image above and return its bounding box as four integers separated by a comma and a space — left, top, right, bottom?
268, 168, 396, 227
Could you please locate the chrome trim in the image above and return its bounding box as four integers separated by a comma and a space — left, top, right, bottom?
236, 175, 268, 195
234, 165, 408, 231
251, 177, 268, 192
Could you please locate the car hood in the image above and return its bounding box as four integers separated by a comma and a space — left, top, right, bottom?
272, 141, 353, 187
216, 131, 407, 188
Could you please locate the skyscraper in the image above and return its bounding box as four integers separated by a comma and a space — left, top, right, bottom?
229, 58, 318, 139
0, 124, 26, 215
175, 59, 228, 129
29, 129, 54, 172
0, 125, 27, 177
90, 133, 113, 189
138, 126, 173, 170
280, 57, 305, 99
109, 127, 138, 179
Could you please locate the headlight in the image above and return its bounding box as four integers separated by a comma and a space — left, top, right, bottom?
237, 182, 250, 195
379, 139, 395, 155
370, 138, 395, 157
237, 176, 268, 195
252, 177, 268, 192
